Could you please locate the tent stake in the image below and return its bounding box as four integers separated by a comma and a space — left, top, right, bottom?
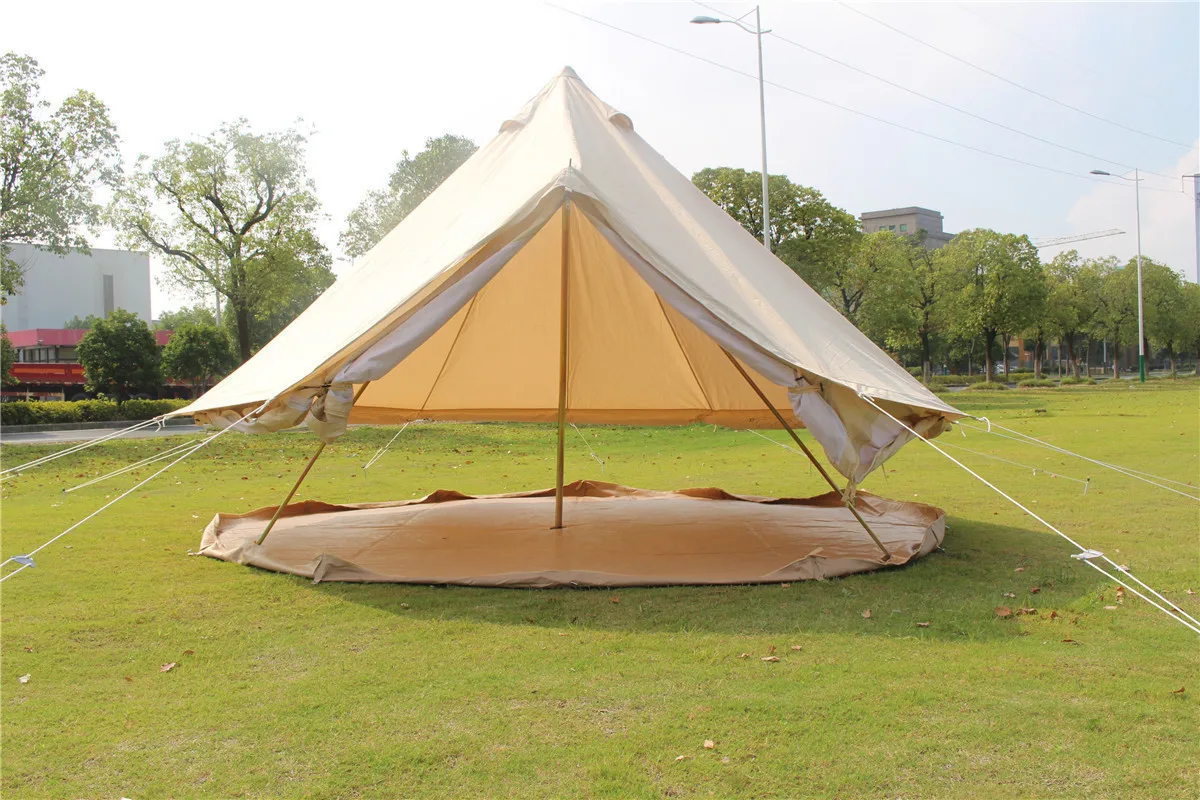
256, 382, 372, 546
721, 351, 892, 562
553, 195, 572, 530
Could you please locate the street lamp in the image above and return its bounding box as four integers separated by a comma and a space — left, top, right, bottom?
1090, 168, 1146, 382
691, 8, 772, 251
1185, 173, 1200, 284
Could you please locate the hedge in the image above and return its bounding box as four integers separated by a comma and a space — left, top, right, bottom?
964, 381, 1009, 391
1017, 379, 1058, 389
1059, 376, 1098, 385
0, 398, 191, 427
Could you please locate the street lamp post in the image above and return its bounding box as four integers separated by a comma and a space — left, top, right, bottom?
1185, 173, 1200, 284
1091, 168, 1146, 382
691, 8, 772, 251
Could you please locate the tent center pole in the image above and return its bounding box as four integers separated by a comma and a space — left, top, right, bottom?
553, 194, 572, 530
256, 382, 372, 546
720, 351, 892, 562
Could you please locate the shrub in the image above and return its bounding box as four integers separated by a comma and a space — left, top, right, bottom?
965, 381, 1009, 391
906, 366, 924, 378
1017, 379, 1057, 389
0, 398, 189, 427
1059, 376, 1097, 385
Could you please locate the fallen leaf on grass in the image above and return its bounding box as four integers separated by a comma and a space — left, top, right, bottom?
1029, 587, 1041, 594
1002, 592, 1017, 599
995, 606, 1013, 618
721, 756, 731, 764
610, 596, 620, 604
861, 609, 872, 619
780, 583, 791, 588
1173, 687, 1186, 694
761, 656, 780, 662
160, 662, 176, 673
737, 653, 750, 659
1016, 607, 1038, 616
1061, 639, 1081, 645
767, 644, 776, 655
18, 674, 30, 684
124, 676, 133, 683
22, 646, 33, 653
1103, 605, 1118, 610
1187, 589, 1196, 596
790, 645, 803, 650
703, 740, 715, 750
915, 622, 931, 628
1015, 567, 1026, 573
1116, 586, 1125, 604
675, 755, 691, 762
1049, 611, 1059, 620
182, 649, 195, 656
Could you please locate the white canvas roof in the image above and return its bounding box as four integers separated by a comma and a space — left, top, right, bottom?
177, 68, 961, 482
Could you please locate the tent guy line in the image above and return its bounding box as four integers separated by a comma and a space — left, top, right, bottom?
860, 394, 1200, 635
0, 416, 167, 481
0, 404, 267, 583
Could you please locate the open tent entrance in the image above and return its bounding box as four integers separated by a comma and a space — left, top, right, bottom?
198, 195, 946, 585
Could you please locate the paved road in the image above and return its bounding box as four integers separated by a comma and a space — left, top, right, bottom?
0, 424, 206, 446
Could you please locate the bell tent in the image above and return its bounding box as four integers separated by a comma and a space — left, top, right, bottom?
179, 68, 964, 587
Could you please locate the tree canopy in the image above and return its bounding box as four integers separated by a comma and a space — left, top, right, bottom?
110, 120, 333, 362
0, 53, 121, 301
76, 309, 161, 399
154, 305, 217, 331
0, 323, 15, 386
341, 134, 478, 259
161, 322, 236, 396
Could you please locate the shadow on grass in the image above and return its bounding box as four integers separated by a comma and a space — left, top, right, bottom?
291, 518, 1104, 643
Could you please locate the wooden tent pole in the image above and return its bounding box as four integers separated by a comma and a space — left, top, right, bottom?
256, 382, 372, 546
553, 195, 572, 530
721, 351, 892, 562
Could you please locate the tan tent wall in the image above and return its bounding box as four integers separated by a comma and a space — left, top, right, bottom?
350, 208, 797, 428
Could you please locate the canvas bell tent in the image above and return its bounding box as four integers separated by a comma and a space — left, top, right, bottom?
170, 67, 964, 586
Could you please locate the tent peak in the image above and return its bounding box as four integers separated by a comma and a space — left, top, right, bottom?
557, 65, 581, 80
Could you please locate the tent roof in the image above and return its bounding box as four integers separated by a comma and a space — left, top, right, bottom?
177, 67, 959, 434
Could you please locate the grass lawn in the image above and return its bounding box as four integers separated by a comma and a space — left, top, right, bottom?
2, 382, 1197, 799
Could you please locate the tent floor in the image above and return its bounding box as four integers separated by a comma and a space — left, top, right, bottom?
197, 481, 945, 587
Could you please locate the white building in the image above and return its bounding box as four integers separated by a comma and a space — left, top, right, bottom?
0, 243, 152, 329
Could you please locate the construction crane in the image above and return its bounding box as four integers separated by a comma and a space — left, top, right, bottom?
1032, 229, 1125, 249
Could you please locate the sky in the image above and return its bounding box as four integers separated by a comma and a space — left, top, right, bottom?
4, 0, 1198, 317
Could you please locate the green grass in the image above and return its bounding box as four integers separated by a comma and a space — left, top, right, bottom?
2, 383, 1198, 798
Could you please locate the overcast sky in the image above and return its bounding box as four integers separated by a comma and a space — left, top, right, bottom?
5, 0, 1198, 316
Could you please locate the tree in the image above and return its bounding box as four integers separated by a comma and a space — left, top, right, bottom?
1, 53, 121, 301
1043, 251, 1103, 379
161, 323, 236, 396
110, 120, 333, 362
1091, 257, 1135, 379
829, 230, 911, 330
341, 134, 477, 258
76, 309, 160, 399
154, 304, 216, 330
1141, 259, 1188, 378
63, 313, 103, 330
0, 323, 15, 386
1181, 283, 1200, 367
938, 229, 1046, 379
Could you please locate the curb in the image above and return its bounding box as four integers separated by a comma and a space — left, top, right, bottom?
0, 417, 196, 435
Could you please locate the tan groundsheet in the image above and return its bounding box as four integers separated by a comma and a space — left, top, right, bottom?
198, 481, 946, 587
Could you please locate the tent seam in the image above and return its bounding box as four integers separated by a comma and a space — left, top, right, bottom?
418, 292, 483, 412
652, 293, 716, 412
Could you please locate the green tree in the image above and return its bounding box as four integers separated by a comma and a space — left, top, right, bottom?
63, 313, 104, 329
76, 309, 160, 399
110, 120, 333, 362
1043, 251, 1104, 379
938, 229, 1046, 379
1090, 257, 1135, 379
0, 323, 16, 386
1181, 283, 1200, 367
341, 134, 477, 258
1141, 259, 1188, 377
0, 53, 121, 301
154, 305, 217, 330
828, 230, 910, 329
161, 322, 236, 396
691, 168, 861, 274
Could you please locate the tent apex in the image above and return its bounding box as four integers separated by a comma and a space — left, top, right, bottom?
557, 66, 581, 80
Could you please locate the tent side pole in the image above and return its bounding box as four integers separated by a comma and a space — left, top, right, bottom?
256, 382, 372, 546
553, 196, 572, 530
721, 351, 892, 561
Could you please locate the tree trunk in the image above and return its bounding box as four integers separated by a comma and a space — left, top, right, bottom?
1033, 340, 1043, 380
983, 330, 997, 381
235, 305, 252, 363
1111, 334, 1120, 379
1001, 333, 1011, 380
1169, 347, 1176, 379
920, 330, 932, 382
1066, 337, 1079, 379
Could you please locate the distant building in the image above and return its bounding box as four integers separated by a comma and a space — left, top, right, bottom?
3, 327, 177, 401
859, 207, 954, 248
1, 243, 152, 329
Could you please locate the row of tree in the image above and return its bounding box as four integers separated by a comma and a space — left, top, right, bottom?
3, 52, 1197, 394
694, 167, 1200, 380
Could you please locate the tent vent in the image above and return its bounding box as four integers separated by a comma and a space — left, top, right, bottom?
608, 112, 634, 131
